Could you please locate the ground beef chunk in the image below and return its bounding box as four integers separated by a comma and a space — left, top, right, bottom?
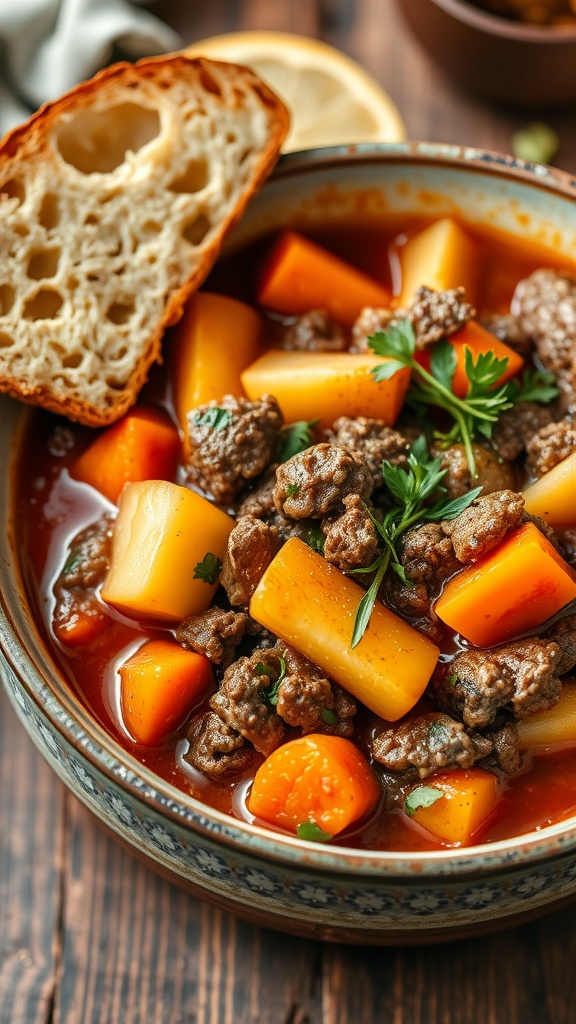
322, 494, 378, 571
512, 268, 576, 401
273, 645, 356, 737
175, 608, 254, 668
282, 309, 346, 352
329, 416, 413, 487
372, 712, 492, 778
441, 489, 525, 562
561, 530, 576, 569
210, 650, 286, 756
522, 511, 562, 553
184, 712, 252, 779
238, 466, 278, 518
185, 394, 283, 505
526, 419, 576, 477
274, 443, 373, 519
433, 443, 515, 498
220, 516, 280, 609
479, 722, 522, 775
399, 522, 461, 587
376, 768, 417, 811
492, 402, 555, 462
482, 312, 533, 358
407, 285, 475, 349
547, 616, 576, 675
350, 306, 396, 353
438, 640, 563, 728
57, 515, 114, 590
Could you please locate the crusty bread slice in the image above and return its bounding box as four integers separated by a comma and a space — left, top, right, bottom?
0, 55, 289, 425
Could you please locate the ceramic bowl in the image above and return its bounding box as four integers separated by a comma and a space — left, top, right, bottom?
3, 142, 576, 944
396, 0, 576, 106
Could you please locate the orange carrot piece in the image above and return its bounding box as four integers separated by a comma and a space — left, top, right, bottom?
435, 522, 576, 647
415, 321, 524, 399
119, 639, 213, 745
406, 769, 500, 845
53, 599, 108, 648
241, 349, 410, 429
171, 291, 262, 433
248, 734, 380, 837
523, 450, 576, 528
71, 406, 180, 504
250, 538, 439, 721
257, 230, 392, 326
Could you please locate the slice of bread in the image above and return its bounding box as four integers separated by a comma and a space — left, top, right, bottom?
0, 55, 289, 426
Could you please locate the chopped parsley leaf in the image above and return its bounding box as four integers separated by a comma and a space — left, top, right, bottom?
405, 786, 444, 817
193, 552, 222, 585
277, 419, 318, 462
286, 483, 300, 498
307, 524, 325, 554
321, 708, 338, 725
193, 407, 233, 431
296, 821, 333, 843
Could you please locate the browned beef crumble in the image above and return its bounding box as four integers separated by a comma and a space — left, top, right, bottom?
274, 442, 373, 519
561, 530, 576, 569
329, 415, 414, 487
350, 306, 396, 353
274, 644, 357, 737
526, 418, 576, 477
407, 285, 476, 349
322, 493, 378, 571
482, 312, 533, 358
546, 615, 576, 675
281, 309, 347, 352
492, 401, 555, 463
185, 394, 283, 505
175, 607, 255, 668
184, 712, 252, 779
437, 639, 563, 729
399, 522, 461, 587
210, 649, 286, 756
441, 489, 525, 563
220, 516, 280, 609
479, 722, 522, 776
433, 443, 515, 498
512, 268, 576, 402
372, 712, 492, 778
56, 515, 114, 591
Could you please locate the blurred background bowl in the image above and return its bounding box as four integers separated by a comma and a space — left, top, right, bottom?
396, 0, 576, 106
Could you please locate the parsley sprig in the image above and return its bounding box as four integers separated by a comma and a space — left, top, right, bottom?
350, 437, 481, 648
256, 657, 287, 706
368, 321, 557, 477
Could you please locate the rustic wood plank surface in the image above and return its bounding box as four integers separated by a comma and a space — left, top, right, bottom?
3, 1, 576, 1022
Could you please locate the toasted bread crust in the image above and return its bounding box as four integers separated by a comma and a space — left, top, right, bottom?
0, 55, 289, 426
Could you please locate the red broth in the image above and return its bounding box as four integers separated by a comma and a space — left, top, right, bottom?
14, 217, 576, 851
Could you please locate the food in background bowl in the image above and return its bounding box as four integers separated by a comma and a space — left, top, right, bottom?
5, 144, 576, 942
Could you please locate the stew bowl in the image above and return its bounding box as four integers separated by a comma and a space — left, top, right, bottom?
3, 142, 576, 944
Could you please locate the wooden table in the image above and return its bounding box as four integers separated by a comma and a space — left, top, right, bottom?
3, 2, 576, 1021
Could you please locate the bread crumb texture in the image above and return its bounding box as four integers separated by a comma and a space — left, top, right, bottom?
0, 56, 289, 425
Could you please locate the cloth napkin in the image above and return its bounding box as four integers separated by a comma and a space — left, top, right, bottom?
0, 0, 182, 137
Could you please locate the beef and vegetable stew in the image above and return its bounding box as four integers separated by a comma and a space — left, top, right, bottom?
16, 215, 576, 851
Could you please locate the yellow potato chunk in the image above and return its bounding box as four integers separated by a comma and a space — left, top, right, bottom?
241, 350, 411, 429
397, 217, 480, 308
101, 480, 234, 622
407, 769, 500, 845
250, 538, 439, 721
522, 451, 576, 528
172, 291, 262, 434
517, 683, 576, 750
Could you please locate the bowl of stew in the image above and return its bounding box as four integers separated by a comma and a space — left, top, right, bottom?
3, 141, 576, 943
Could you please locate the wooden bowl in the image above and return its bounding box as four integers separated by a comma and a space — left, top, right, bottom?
4, 142, 576, 943
396, 0, 576, 106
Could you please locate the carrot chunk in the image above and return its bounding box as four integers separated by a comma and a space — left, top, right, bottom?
405, 768, 500, 845
257, 230, 392, 326
248, 734, 381, 837
53, 599, 108, 648
414, 321, 524, 398
71, 406, 180, 504
241, 349, 410, 429
171, 291, 262, 434
435, 522, 576, 647
119, 639, 213, 745
250, 538, 439, 721
523, 451, 576, 528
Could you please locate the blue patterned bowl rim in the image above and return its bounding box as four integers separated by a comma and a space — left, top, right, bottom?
3, 140, 576, 880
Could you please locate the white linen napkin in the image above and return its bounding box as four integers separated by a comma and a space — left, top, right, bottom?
0, 0, 181, 137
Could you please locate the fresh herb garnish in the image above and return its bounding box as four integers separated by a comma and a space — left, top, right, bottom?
306, 524, 325, 554
368, 321, 556, 478
321, 708, 338, 725
277, 419, 318, 462
62, 550, 81, 575
447, 673, 458, 688
259, 656, 287, 706
286, 483, 300, 498
506, 367, 559, 405
296, 821, 333, 843
193, 407, 233, 431
512, 122, 559, 166
350, 438, 481, 648
193, 552, 222, 584
405, 786, 444, 817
